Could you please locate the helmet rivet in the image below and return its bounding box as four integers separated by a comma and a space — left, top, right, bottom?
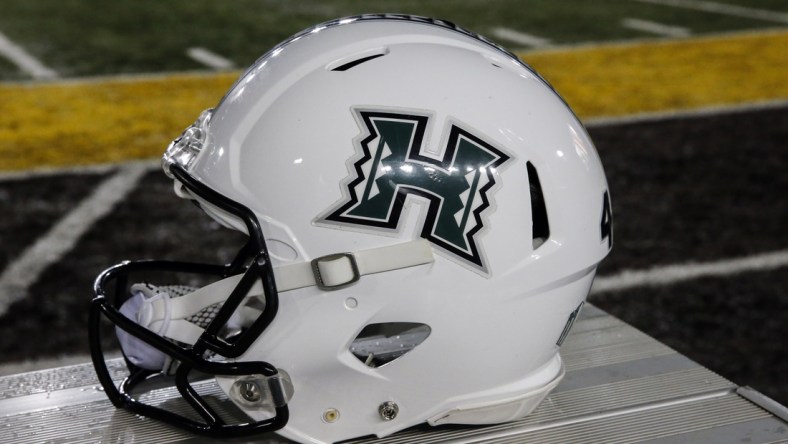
378, 401, 399, 421
239, 381, 262, 403
322, 408, 340, 423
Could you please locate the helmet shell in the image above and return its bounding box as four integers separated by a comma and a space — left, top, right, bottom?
189, 16, 611, 443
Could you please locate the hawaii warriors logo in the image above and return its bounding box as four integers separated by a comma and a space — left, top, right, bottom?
318, 109, 512, 274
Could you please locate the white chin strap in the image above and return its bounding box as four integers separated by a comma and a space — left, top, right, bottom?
117, 239, 434, 372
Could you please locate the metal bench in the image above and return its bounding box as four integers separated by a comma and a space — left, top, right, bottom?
3, 305, 786, 443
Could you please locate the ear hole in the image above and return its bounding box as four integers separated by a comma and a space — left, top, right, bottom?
527, 162, 550, 249
350, 323, 431, 368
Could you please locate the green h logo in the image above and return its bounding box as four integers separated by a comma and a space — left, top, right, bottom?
318, 110, 511, 273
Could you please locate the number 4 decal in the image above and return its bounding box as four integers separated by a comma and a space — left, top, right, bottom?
601, 191, 613, 249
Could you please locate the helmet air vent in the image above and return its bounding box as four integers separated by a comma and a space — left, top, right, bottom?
527, 161, 550, 250
327, 47, 389, 72
350, 322, 431, 368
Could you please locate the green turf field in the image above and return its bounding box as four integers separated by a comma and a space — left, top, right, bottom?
0, 0, 786, 79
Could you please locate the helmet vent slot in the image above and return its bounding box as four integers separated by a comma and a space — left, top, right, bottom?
527, 161, 550, 249
350, 322, 431, 368
328, 47, 389, 72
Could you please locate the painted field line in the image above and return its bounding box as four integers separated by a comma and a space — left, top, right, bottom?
1, 98, 784, 182
591, 249, 788, 294
635, 0, 788, 25
490, 27, 552, 48
584, 98, 788, 128
0, 163, 148, 316
187, 47, 235, 70
0, 159, 158, 182
519, 29, 788, 120
2, 29, 785, 172
0, 31, 57, 80
622, 18, 691, 37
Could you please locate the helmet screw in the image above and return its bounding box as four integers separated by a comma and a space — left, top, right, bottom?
322, 408, 340, 423
378, 401, 399, 421
239, 381, 262, 403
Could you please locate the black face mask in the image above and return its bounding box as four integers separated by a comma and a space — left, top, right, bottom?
89, 164, 289, 437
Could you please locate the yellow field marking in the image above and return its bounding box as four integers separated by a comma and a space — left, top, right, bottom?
1, 30, 786, 172
520, 30, 788, 118
0, 73, 236, 171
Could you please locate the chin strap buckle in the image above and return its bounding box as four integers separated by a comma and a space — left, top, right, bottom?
311, 253, 361, 291
274, 239, 434, 292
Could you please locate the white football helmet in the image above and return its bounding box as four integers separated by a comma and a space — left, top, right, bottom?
90, 14, 612, 444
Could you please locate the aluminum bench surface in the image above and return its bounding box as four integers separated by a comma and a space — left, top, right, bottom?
2, 305, 786, 443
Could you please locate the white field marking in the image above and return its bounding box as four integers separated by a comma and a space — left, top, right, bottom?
0, 163, 148, 316
0, 159, 159, 182
0, 68, 234, 87
591, 249, 788, 294
622, 18, 691, 37
635, 0, 788, 25
186, 47, 235, 70
0, 30, 58, 80
490, 27, 552, 48
518, 26, 787, 56
584, 98, 788, 128
0, 26, 782, 87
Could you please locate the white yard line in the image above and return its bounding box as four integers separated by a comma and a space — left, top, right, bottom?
635, 0, 788, 25
0, 26, 781, 87
622, 18, 691, 37
584, 98, 788, 128
186, 47, 235, 70
0, 163, 148, 316
0, 30, 58, 80
591, 249, 788, 294
490, 27, 552, 48
517, 26, 787, 56
0, 159, 158, 182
